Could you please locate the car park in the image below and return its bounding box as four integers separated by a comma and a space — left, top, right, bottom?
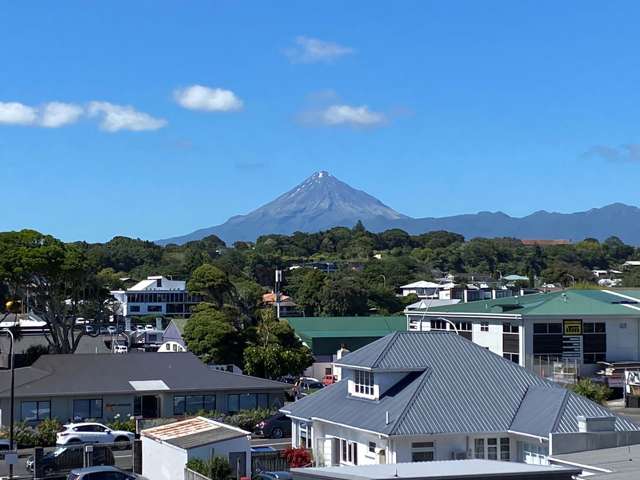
254, 413, 292, 439
26, 445, 115, 476
56, 423, 135, 447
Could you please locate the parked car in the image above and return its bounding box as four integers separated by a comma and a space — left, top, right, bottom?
107, 326, 117, 335
56, 423, 135, 447
113, 344, 128, 354
85, 325, 94, 334
144, 324, 154, 331
135, 325, 145, 332
68, 465, 144, 479
322, 374, 337, 386
26, 445, 115, 476
254, 413, 292, 439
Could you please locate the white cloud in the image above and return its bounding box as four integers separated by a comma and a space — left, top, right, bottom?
87, 101, 167, 132
0, 102, 38, 125
286, 36, 354, 63
174, 85, 243, 112
39, 102, 84, 127
320, 104, 386, 126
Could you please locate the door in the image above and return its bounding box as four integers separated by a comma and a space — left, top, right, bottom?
228, 451, 247, 478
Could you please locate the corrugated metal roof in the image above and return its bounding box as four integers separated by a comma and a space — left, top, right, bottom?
284, 332, 640, 437
285, 316, 406, 338
142, 417, 248, 449
510, 385, 568, 437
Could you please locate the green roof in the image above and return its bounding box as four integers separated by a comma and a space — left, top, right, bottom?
284, 316, 407, 355
427, 289, 640, 317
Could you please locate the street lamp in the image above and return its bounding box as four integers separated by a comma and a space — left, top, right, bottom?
1, 328, 15, 479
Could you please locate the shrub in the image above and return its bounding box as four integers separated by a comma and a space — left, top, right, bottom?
36, 418, 62, 446
281, 447, 312, 468
570, 378, 612, 404
187, 456, 233, 480
13, 422, 39, 448
107, 414, 136, 433
219, 408, 274, 431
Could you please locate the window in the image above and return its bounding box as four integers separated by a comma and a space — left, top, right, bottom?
456, 321, 472, 331
147, 305, 162, 312
354, 370, 374, 396
474, 437, 509, 460
368, 442, 376, 454
240, 393, 257, 410
340, 439, 358, 465
73, 399, 103, 420
503, 323, 518, 333
156, 279, 162, 288
173, 395, 216, 415
298, 423, 312, 449
431, 319, 448, 330
21, 401, 50, 422
411, 441, 434, 462
480, 322, 489, 332
227, 394, 239, 413
227, 393, 260, 412
503, 353, 519, 364
129, 305, 140, 313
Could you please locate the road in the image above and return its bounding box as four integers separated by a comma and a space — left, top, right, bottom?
0, 437, 290, 479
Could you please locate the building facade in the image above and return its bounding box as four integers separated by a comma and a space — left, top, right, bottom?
406, 289, 640, 375
111, 275, 200, 318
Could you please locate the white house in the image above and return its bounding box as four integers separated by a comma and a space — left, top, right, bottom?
142, 417, 252, 480
111, 275, 200, 319
282, 332, 640, 469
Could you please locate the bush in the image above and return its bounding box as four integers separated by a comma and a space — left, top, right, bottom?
282, 447, 312, 468
187, 456, 233, 480
218, 408, 275, 431
107, 414, 136, 433
36, 418, 62, 446
570, 378, 612, 404
13, 422, 39, 448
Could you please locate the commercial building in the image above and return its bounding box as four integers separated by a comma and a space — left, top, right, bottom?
142, 417, 251, 480
282, 331, 640, 468
406, 289, 640, 375
110, 275, 200, 319
0, 352, 289, 426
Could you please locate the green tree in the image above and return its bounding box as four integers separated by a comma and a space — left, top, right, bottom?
570, 379, 612, 405
187, 264, 234, 307
182, 304, 244, 365
243, 310, 313, 379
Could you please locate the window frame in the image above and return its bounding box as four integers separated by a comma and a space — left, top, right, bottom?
480, 322, 489, 332
353, 370, 375, 397
411, 441, 435, 462
72, 398, 103, 421
20, 400, 51, 422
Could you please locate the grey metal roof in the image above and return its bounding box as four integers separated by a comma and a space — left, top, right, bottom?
291, 459, 580, 480
0, 352, 289, 398
284, 332, 640, 437
510, 385, 568, 437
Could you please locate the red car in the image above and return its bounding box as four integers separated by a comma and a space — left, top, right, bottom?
322, 374, 337, 385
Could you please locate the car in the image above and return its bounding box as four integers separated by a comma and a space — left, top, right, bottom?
107, 326, 117, 335
144, 324, 153, 331
68, 465, 144, 479
113, 344, 128, 354
254, 472, 293, 480
26, 445, 115, 476
135, 325, 145, 332
254, 413, 292, 439
85, 325, 94, 334
322, 374, 337, 386
56, 422, 135, 447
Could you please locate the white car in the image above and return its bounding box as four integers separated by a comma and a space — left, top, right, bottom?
113, 344, 128, 354
144, 325, 154, 331
135, 325, 145, 332
56, 422, 135, 447
85, 325, 94, 334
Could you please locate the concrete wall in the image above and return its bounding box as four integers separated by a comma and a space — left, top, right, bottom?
188, 435, 252, 476
142, 436, 188, 480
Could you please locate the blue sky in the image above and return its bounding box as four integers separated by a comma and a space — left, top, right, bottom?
2, 1, 640, 242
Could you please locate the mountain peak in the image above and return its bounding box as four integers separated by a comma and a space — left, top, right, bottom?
311, 170, 331, 179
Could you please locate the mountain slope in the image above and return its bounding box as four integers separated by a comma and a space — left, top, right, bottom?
157, 171, 640, 245
158, 171, 407, 245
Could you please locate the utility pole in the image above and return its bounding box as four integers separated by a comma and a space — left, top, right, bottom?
275, 270, 283, 319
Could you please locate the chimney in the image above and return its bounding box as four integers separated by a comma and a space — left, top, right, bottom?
577, 416, 616, 433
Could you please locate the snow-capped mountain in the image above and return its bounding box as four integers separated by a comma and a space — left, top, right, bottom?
158, 171, 407, 245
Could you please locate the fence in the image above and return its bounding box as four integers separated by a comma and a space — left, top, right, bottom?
252, 451, 290, 473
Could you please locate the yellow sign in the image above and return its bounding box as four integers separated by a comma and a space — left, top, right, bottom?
563, 320, 582, 336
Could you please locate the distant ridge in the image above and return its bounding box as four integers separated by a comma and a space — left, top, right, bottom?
157, 172, 640, 245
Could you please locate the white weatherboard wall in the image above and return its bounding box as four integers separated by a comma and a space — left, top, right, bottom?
310, 419, 390, 466
142, 436, 187, 480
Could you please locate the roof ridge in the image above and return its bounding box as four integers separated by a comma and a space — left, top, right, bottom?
550, 388, 570, 433
370, 331, 401, 369
388, 368, 433, 435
